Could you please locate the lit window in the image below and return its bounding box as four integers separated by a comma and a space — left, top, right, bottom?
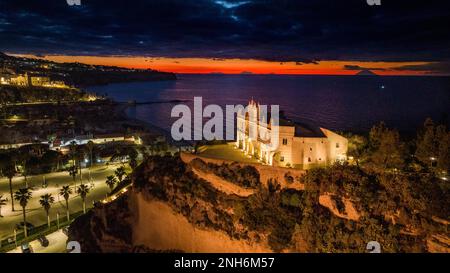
282, 138, 288, 145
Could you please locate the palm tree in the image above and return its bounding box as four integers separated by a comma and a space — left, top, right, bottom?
105, 175, 118, 192
114, 167, 127, 183
86, 141, 95, 181
59, 185, 72, 221
129, 148, 138, 170
86, 141, 95, 169
76, 148, 85, 184
39, 194, 55, 228
14, 188, 32, 237
68, 165, 78, 184
19, 153, 30, 188
69, 141, 78, 180
77, 184, 90, 213
56, 151, 64, 171
0, 194, 8, 217
4, 164, 16, 211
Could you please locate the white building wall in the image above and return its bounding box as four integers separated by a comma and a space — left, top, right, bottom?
236, 102, 348, 169
321, 128, 348, 163
275, 126, 295, 166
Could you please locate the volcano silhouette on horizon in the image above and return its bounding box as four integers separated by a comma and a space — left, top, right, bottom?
355, 69, 379, 76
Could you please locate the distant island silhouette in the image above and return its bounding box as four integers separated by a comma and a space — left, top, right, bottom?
355, 69, 379, 76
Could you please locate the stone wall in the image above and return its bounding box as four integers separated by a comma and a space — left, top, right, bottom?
180, 152, 305, 190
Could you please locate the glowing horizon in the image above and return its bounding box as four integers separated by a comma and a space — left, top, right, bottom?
11, 54, 439, 76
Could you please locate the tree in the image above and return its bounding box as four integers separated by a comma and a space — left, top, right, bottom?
105, 175, 118, 192
128, 148, 138, 170
41, 150, 61, 172
39, 194, 55, 228
77, 184, 90, 213
437, 132, 450, 172
0, 194, 7, 217
4, 164, 16, 212
148, 143, 155, 156
59, 185, 73, 221
139, 146, 149, 160
86, 141, 95, 169
14, 188, 32, 237
160, 141, 168, 153
347, 134, 369, 167
68, 165, 78, 184
76, 147, 85, 183
369, 122, 406, 170
415, 119, 449, 171
415, 119, 441, 166
18, 152, 30, 188
56, 151, 64, 171
115, 167, 127, 183
69, 141, 78, 181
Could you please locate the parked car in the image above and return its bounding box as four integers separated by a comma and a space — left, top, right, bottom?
15, 222, 35, 233
21, 242, 33, 253
37, 235, 49, 247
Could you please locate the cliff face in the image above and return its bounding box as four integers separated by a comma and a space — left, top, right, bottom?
68, 194, 134, 252
69, 156, 272, 253
69, 155, 449, 253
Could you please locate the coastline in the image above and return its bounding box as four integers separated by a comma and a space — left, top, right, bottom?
113, 101, 171, 138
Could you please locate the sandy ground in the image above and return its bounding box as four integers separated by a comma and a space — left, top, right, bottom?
132, 194, 272, 253
191, 168, 255, 197
318, 194, 360, 221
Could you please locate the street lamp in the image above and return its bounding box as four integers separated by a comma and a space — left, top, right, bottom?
429, 156, 437, 168
14, 229, 17, 247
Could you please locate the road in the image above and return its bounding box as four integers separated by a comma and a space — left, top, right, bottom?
7, 229, 68, 253
0, 163, 127, 240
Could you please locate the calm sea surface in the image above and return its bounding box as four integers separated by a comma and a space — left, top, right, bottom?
88, 74, 450, 134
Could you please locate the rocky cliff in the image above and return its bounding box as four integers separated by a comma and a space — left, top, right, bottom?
68, 155, 449, 253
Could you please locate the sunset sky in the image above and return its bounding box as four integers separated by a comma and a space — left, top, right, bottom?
2, 0, 449, 75
11, 54, 436, 76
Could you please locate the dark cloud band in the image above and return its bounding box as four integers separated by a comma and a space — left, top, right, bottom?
0, 0, 449, 65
